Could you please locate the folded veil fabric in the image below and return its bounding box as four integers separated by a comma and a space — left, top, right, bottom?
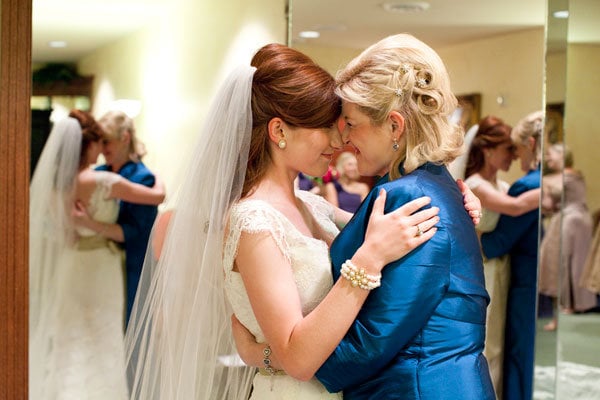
125, 65, 257, 399
448, 123, 479, 180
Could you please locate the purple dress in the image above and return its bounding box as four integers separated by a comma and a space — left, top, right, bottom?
333, 181, 362, 213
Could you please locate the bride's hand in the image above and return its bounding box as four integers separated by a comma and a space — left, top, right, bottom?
231, 315, 282, 370
71, 200, 92, 228
457, 179, 482, 225
360, 189, 439, 270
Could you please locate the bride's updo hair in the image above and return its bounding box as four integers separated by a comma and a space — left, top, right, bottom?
243, 43, 341, 197
465, 115, 513, 179
68, 109, 104, 168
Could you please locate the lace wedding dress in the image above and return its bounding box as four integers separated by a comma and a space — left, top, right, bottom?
42, 171, 129, 400
223, 190, 342, 399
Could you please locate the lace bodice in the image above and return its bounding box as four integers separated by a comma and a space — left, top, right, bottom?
223, 191, 339, 342
76, 171, 121, 237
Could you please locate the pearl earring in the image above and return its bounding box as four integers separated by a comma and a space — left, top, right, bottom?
278, 139, 287, 149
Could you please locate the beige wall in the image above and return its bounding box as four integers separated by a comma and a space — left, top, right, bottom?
78, 0, 287, 190
564, 44, 600, 212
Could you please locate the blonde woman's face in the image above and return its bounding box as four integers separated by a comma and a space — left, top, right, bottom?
339, 101, 395, 177
340, 155, 360, 180
514, 139, 535, 172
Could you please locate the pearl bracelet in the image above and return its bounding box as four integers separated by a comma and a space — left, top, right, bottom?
340, 259, 381, 290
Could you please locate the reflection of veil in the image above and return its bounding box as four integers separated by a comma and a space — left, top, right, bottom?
448, 124, 479, 180
29, 118, 82, 399
125, 65, 256, 399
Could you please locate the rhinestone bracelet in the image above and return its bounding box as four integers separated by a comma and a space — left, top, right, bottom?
340, 259, 381, 290
262, 345, 277, 375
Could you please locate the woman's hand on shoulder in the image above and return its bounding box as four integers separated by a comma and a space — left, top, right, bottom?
359, 189, 439, 272
457, 179, 482, 225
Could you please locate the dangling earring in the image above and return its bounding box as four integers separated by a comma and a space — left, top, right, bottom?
278, 139, 287, 149
392, 139, 399, 152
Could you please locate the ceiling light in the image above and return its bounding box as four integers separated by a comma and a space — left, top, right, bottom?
48, 40, 67, 48
381, 2, 430, 13
299, 31, 320, 39
552, 10, 569, 19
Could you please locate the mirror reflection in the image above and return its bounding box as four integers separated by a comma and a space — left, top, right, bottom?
536, 0, 600, 399
27, 0, 599, 399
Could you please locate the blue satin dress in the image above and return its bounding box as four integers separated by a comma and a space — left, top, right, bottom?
315, 162, 494, 400
480, 168, 540, 400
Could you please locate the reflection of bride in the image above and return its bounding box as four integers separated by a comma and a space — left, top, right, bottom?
451, 116, 539, 399
29, 110, 165, 400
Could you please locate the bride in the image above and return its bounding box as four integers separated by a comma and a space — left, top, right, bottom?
29, 110, 165, 400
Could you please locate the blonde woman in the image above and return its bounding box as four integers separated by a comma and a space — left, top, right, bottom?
323, 151, 370, 213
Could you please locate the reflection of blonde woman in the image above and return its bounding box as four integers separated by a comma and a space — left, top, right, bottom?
324, 151, 369, 213
463, 116, 539, 399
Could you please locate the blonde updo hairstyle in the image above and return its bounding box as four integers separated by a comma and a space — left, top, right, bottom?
511, 110, 544, 164
98, 110, 146, 162
335, 33, 463, 179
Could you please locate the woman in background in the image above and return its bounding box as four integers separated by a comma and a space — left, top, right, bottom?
324, 151, 370, 213
539, 144, 596, 331
29, 110, 165, 400
462, 115, 539, 398
480, 110, 543, 400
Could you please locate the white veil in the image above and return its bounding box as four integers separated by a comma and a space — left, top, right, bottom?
125, 65, 257, 399
29, 118, 82, 399
448, 123, 479, 180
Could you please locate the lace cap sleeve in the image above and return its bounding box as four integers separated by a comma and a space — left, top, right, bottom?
94, 170, 123, 200
223, 200, 291, 274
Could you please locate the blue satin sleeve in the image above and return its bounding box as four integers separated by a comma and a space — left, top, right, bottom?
481, 174, 539, 259
316, 186, 451, 392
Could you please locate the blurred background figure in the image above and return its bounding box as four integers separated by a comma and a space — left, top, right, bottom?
479, 110, 543, 400
462, 115, 539, 399
95, 110, 162, 326
29, 110, 165, 400
539, 144, 597, 331
581, 210, 600, 306
323, 151, 369, 213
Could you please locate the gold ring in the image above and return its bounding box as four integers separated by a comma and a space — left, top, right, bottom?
416, 225, 424, 237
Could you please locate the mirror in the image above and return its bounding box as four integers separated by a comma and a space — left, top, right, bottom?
537, 0, 600, 399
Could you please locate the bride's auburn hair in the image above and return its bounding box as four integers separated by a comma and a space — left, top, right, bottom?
69, 109, 104, 168
242, 43, 341, 197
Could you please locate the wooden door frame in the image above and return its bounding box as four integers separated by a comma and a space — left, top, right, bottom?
0, 0, 31, 398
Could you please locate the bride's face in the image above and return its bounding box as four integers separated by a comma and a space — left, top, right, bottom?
285, 125, 342, 178
86, 140, 103, 166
